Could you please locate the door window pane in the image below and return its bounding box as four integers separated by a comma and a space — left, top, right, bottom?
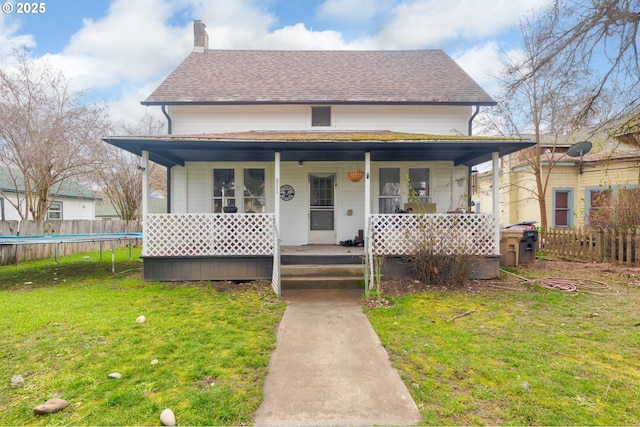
310, 176, 334, 207
310, 211, 334, 230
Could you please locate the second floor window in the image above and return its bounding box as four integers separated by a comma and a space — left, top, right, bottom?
311, 106, 331, 127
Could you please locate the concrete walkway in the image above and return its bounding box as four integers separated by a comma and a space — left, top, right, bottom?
254, 289, 423, 426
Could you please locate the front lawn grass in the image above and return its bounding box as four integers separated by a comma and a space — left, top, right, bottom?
365, 262, 640, 425
0, 248, 286, 426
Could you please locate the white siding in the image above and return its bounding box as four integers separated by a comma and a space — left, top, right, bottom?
0, 194, 95, 220
186, 163, 211, 213
169, 104, 472, 135
173, 160, 468, 245
170, 165, 187, 212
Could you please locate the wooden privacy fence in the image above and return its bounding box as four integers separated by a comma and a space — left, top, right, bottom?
0, 220, 142, 265
542, 227, 640, 266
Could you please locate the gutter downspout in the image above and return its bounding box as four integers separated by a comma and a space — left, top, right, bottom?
468, 105, 480, 136
466, 105, 481, 210
161, 105, 172, 135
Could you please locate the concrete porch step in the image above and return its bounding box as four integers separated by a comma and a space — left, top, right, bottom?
281, 264, 364, 290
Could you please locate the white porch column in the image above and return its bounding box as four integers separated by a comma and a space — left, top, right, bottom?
364, 152, 371, 231
141, 150, 149, 218
274, 152, 281, 232
492, 151, 500, 254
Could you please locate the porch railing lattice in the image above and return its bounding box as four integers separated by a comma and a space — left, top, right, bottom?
143, 213, 276, 257
367, 214, 498, 256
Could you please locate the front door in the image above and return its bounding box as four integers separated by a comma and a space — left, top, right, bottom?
308, 173, 336, 244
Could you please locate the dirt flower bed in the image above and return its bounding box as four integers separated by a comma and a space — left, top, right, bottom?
376, 259, 640, 298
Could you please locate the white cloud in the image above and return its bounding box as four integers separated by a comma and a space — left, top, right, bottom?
106, 83, 167, 133
453, 42, 502, 92
56, 0, 190, 87
252, 23, 357, 50
0, 13, 36, 57
371, 0, 548, 48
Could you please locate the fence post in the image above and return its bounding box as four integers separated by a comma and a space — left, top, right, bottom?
626, 229, 632, 266
635, 227, 640, 266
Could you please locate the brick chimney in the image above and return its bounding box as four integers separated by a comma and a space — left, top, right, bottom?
193, 20, 208, 53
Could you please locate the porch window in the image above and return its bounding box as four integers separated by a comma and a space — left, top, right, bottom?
311, 106, 331, 127
244, 168, 265, 213
408, 168, 430, 203
379, 168, 401, 213
553, 189, 572, 227
47, 201, 63, 220
213, 169, 235, 213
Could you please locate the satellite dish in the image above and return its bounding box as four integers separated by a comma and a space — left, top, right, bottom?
567, 141, 592, 157
566, 141, 592, 174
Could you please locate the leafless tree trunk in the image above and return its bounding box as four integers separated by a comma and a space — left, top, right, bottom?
0, 49, 109, 220
95, 111, 166, 220
480, 14, 597, 230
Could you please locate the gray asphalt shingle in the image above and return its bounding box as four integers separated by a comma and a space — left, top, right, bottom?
143, 50, 495, 105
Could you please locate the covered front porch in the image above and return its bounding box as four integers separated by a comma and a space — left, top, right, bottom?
104, 132, 533, 293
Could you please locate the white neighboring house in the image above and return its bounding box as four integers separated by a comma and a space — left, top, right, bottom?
0, 169, 99, 221
104, 21, 533, 286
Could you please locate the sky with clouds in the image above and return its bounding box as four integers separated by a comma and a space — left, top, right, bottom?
0, 0, 549, 126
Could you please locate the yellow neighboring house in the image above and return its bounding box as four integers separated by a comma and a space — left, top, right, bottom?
473, 138, 640, 228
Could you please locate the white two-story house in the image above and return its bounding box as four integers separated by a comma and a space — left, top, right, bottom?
104, 21, 532, 291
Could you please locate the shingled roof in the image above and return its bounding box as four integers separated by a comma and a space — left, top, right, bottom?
143, 49, 496, 106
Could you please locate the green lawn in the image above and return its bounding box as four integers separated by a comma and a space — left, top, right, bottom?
0, 248, 286, 426
365, 261, 640, 425
2, 250, 640, 425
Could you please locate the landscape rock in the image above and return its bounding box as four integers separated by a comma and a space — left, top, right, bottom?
151, 359, 159, 365
33, 398, 68, 415
160, 408, 176, 426
108, 372, 122, 379
521, 381, 531, 391
136, 315, 146, 323
11, 374, 25, 388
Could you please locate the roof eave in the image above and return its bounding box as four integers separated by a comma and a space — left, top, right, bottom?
141, 100, 497, 107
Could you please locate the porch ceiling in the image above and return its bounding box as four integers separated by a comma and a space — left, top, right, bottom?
103, 134, 534, 168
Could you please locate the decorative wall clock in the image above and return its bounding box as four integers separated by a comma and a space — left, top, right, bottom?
280, 184, 295, 201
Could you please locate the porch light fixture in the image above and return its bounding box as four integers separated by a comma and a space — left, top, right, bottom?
298, 160, 304, 167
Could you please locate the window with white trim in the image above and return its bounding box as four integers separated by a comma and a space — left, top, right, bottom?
408, 168, 430, 203
213, 169, 235, 213
243, 168, 265, 213
48, 201, 63, 220
379, 168, 401, 213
